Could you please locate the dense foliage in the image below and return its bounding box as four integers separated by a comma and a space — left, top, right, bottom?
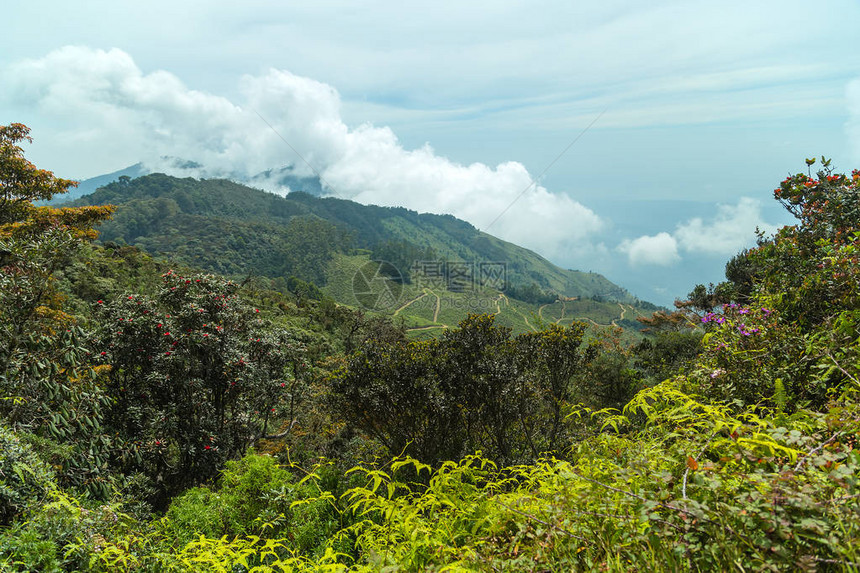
2, 129, 860, 571
330, 316, 605, 467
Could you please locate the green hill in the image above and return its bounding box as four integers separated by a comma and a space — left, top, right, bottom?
73, 173, 656, 334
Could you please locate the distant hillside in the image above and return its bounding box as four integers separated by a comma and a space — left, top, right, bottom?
51, 163, 147, 204
73, 173, 655, 334
53, 162, 325, 206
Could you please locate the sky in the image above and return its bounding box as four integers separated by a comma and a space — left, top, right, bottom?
3, 0, 860, 305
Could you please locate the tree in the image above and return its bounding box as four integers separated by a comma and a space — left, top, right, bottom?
0, 123, 113, 367
94, 270, 309, 503
747, 158, 860, 327
0, 124, 114, 497
512, 322, 597, 453
329, 314, 595, 466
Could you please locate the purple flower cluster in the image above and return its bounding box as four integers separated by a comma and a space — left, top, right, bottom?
700, 304, 772, 336
737, 323, 760, 336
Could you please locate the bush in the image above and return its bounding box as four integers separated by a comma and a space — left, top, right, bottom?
0, 424, 56, 526
162, 453, 336, 556
0, 489, 134, 572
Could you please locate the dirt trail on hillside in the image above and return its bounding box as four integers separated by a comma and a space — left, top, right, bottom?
406, 325, 448, 332
501, 294, 536, 332
494, 293, 507, 316
556, 299, 567, 324
393, 292, 427, 316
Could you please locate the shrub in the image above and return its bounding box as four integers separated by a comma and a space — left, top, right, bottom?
162, 453, 336, 556
0, 424, 56, 526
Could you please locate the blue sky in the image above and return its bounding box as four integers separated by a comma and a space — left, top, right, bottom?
3, 0, 860, 304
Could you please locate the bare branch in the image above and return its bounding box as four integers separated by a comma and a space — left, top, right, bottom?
794, 431, 842, 473
258, 418, 298, 441
825, 351, 860, 388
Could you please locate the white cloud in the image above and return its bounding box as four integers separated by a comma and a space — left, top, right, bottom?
618, 232, 680, 266
3, 46, 604, 258
674, 197, 778, 255
617, 197, 781, 268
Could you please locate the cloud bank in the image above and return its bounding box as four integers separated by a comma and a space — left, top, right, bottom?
619, 198, 779, 266
674, 198, 779, 255
618, 232, 680, 267
4, 46, 603, 258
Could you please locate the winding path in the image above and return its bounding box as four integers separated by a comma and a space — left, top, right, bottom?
401, 289, 448, 333
432, 291, 441, 323
494, 293, 507, 316
393, 291, 428, 316
406, 325, 448, 332
501, 294, 537, 332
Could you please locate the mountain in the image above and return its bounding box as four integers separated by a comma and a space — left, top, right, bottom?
54, 161, 325, 206
72, 173, 656, 334
51, 163, 148, 204
245, 165, 325, 196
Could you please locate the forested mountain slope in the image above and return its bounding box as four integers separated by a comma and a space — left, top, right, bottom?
74, 174, 634, 300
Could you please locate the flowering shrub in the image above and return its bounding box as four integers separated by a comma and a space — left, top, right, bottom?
94, 271, 309, 502
747, 160, 860, 328
693, 303, 813, 407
